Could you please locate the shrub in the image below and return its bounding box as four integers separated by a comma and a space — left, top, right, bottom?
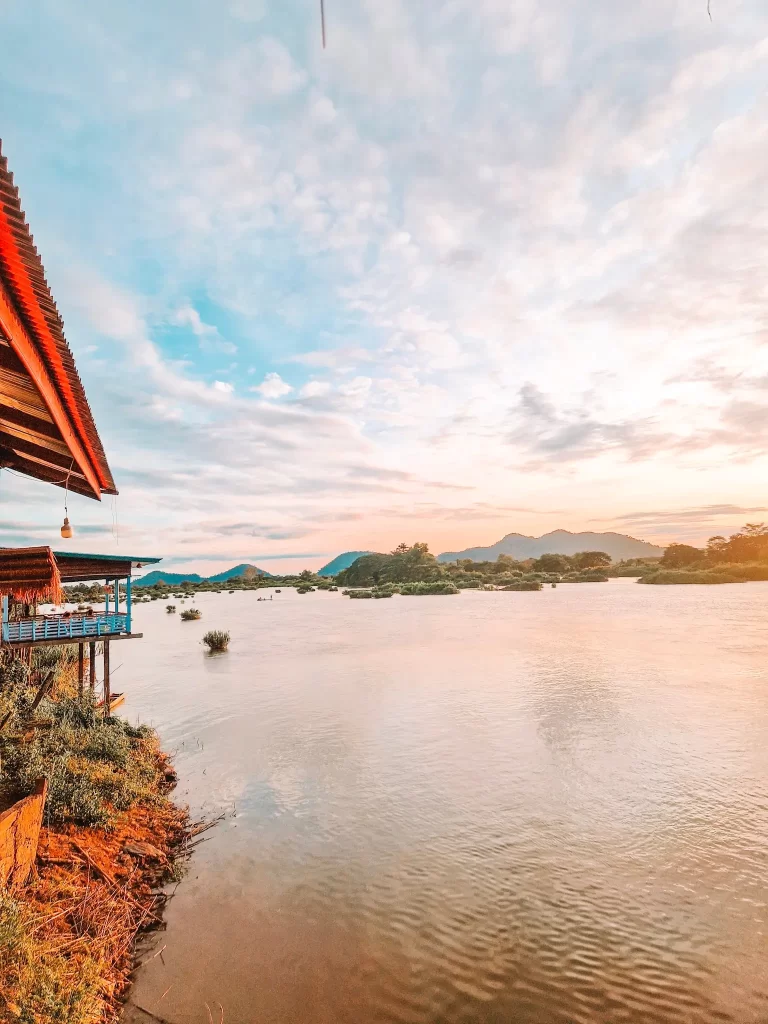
180, 608, 202, 621
501, 581, 542, 591
347, 590, 373, 599
0, 696, 169, 828
297, 586, 315, 594
166, 605, 176, 613
639, 570, 738, 585
202, 630, 230, 652
399, 581, 459, 596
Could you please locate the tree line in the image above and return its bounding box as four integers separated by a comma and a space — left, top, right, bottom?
335, 544, 616, 588
660, 523, 768, 568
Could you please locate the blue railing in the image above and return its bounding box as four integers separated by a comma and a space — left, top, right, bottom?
2, 612, 129, 643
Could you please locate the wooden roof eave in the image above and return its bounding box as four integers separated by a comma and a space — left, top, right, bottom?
0, 277, 103, 499
0, 142, 117, 500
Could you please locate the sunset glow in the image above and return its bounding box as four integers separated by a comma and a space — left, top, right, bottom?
2, 0, 767, 573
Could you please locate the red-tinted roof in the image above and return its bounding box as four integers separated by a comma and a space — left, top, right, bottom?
0, 141, 116, 500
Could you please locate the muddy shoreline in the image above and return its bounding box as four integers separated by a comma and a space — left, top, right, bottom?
0, 750, 191, 1024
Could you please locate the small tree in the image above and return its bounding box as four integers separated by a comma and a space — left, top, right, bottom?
661, 543, 703, 568
532, 553, 572, 573
572, 551, 612, 570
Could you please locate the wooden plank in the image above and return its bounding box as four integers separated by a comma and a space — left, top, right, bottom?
89, 640, 96, 690
77, 642, 84, 698
0, 411, 71, 455
1, 632, 143, 649
0, 779, 47, 888
103, 639, 110, 718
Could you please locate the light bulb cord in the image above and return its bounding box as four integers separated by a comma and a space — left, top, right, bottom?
64, 459, 73, 519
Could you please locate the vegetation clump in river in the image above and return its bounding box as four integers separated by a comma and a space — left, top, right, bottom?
202, 629, 231, 651
0, 646, 188, 1023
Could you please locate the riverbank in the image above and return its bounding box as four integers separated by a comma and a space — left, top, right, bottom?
0, 649, 189, 1024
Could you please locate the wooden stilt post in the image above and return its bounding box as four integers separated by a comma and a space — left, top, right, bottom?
89, 641, 96, 690
77, 643, 84, 698
103, 640, 111, 719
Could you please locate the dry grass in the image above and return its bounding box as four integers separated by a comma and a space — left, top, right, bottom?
0, 797, 188, 1023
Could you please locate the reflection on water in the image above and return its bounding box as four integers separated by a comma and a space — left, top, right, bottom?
121, 581, 768, 1023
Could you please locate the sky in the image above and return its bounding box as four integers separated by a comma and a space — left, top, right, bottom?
1, 0, 768, 573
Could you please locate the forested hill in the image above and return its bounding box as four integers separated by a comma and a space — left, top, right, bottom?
317, 551, 373, 577
438, 530, 663, 563
136, 564, 271, 586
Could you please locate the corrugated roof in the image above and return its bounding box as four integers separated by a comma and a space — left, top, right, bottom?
0, 141, 116, 500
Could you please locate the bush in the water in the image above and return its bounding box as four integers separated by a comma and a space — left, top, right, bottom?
501, 581, 542, 591
399, 581, 459, 596
180, 608, 202, 621
297, 585, 315, 594
347, 589, 373, 599
202, 630, 230, 652
166, 605, 176, 613
639, 570, 738, 585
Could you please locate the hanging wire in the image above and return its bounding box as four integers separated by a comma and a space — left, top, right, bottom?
320, 0, 326, 47
63, 458, 74, 521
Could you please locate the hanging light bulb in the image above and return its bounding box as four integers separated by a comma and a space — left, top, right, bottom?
61, 516, 73, 539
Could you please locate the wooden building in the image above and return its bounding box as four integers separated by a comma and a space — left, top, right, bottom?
0, 141, 160, 715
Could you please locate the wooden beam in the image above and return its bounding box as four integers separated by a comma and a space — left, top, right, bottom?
77, 643, 84, 698
0, 276, 101, 498
0, 444, 94, 498
103, 640, 110, 719
0, 412, 71, 456
0, 632, 143, 649
89, 640, 96, 690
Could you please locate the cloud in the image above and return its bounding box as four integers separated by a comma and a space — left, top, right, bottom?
339, 376, 372, 408
506, 383, 670, 465
252, 372, 293, 398
171, 305, 237, 354
609, 505, 768, 527
300, 380, 331, 398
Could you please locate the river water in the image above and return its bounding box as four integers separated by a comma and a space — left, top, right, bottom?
119, 579, 768, 1024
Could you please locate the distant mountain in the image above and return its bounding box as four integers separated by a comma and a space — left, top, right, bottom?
207, 564, 272, 582
135, 563, 272, 587
134, 571, 203, 587
438, 530, 664, 563
317, 551, 373, 577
